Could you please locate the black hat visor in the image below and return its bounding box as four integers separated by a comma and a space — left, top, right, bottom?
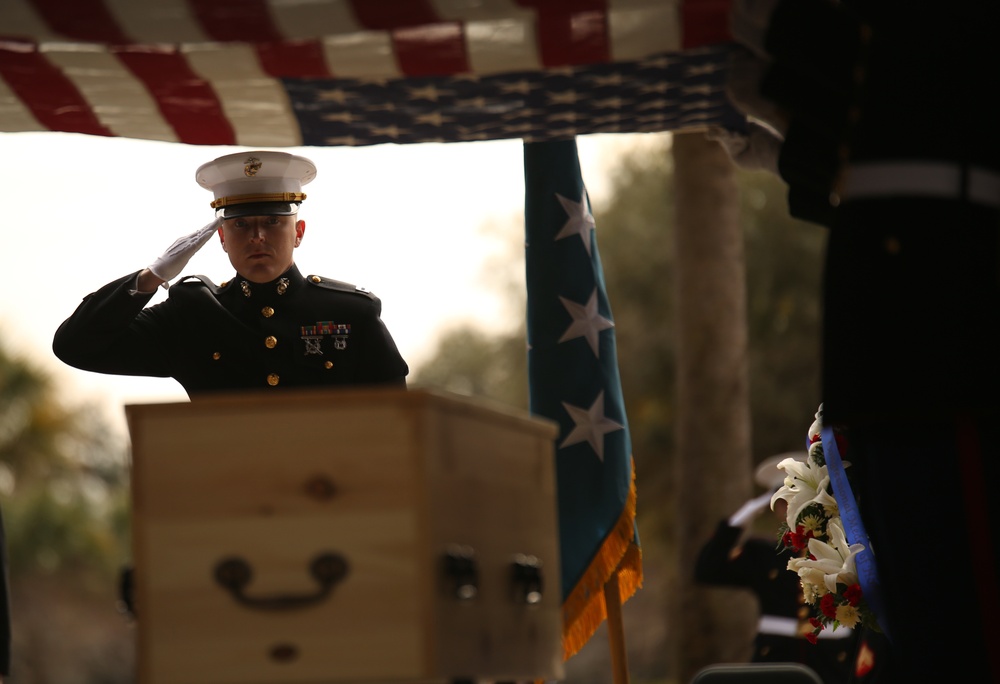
216, 201, 301, 219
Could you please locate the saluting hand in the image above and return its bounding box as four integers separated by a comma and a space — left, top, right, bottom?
728, 491, 775, 528
148, 219, 222, 287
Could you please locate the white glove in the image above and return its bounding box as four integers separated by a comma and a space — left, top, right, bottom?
706, 123, 784, 176
728, 491, 774, 528
148, 219, 220, 287
726, 49, 789, 136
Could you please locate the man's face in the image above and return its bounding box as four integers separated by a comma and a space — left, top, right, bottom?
219, 214, 305, 283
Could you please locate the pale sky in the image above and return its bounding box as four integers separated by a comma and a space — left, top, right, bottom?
1, 130, 668, 435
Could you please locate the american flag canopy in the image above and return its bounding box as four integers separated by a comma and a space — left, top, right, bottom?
0, 0, 742, 146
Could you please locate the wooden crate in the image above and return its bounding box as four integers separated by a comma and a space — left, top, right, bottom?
126, 387, 563, 684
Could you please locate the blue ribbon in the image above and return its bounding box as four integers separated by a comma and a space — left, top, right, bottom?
819, 425, 891, 640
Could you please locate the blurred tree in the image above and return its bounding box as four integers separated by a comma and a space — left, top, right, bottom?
0, 343, 129, 578
412, 136, 826, 682
0, 339, 133, 683
412, 326, 528, 409
742, 173, 826, 459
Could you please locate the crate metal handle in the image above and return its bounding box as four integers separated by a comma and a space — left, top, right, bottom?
213, 552, 349, 610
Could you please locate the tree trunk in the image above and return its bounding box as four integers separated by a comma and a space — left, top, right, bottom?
670, 132, 755, 683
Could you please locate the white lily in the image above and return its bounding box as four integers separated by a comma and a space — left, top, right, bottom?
788, 556, 830, 600
771, 457, 837, 531
790, 519, 864, 594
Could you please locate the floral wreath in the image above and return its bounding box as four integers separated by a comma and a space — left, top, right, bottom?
770, 407, 881, 642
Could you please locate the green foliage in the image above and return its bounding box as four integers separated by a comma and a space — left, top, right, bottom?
412, 326, 529, 409
740, 171, 826, 459
0, 341, 130, 584
4, 483, 129, 579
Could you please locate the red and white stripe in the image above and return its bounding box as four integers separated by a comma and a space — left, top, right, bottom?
0, 0, 731, 144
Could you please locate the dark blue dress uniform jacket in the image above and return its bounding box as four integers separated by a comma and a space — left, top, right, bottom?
52, 264, 408, 395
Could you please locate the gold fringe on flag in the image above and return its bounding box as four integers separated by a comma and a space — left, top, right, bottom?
560, 459, 643, 660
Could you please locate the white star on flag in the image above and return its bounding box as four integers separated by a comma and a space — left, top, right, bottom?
554, 190, 596, 255
559, 391, 625, 462
558, 288, 615, 357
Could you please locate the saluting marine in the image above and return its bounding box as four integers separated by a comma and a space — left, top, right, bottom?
53, 150, 408, 393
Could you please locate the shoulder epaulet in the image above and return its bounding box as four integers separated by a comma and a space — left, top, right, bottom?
306, 275, 378, 300
174, 274, 223, 295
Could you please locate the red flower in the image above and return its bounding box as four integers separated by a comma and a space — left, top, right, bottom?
787, 525, 815, 553
809, 617, 824, 629
843, 584, 863, 606
820, 593, 838, 619
806, 631, 819, 645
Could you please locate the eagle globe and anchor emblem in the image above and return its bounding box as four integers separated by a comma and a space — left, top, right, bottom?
243, 156, 263, 177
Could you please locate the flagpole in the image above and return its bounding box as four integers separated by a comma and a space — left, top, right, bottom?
603, 568, 630, 684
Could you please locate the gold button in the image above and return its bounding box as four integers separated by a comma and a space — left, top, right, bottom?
265, 336, 277, 349
212, 352, 221, 360
220, 280, 229, 287
262, 306, 274, 318
267, 373, 279, 386
311, 275, 321, 283
324, 361, 333, 369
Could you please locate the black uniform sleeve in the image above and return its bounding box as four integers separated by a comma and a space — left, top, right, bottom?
357, 300, 408, 386
694, 520, 751, 586
695, 520, 785, 590
52, 271, 173, 378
